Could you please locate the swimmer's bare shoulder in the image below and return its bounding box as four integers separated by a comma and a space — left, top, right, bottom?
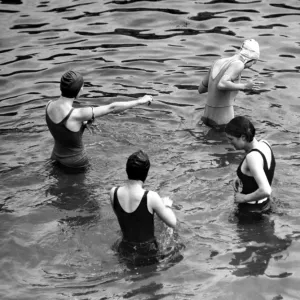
109, 186, 117, 205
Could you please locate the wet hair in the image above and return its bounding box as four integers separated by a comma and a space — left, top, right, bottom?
60, 70, 84, 98
225, 116, 255, 142
126, 150, 150, 182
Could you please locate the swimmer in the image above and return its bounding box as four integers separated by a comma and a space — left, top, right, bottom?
225, 116, 276, 213
110, 150, 176, 259
46, 70, 153, 169
198, 39, 263, 129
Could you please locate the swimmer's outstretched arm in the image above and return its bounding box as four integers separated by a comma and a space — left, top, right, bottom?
72, 95, 153, 122
148, 191, 177, 228
94, 95, 153, 117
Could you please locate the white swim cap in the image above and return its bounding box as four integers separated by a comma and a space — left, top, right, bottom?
239, 39, 260, 63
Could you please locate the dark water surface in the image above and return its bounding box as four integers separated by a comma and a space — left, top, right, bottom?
1, 0, 300, 299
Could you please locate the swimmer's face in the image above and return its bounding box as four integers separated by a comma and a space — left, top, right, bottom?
226, 134, 244, 150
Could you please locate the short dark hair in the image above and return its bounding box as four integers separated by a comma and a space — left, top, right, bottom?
225, 116, 255, 142
126, 150, 150, 182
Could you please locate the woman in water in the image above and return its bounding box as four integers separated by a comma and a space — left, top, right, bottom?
198, 39, 263, 129
46, 70, 153, 169
110, 150, 176, 265
225, 116, 276, 213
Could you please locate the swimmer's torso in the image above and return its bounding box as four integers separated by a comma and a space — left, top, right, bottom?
237, 141, 276, 195
46, 101, 88, 168
113, 187, 155, 243
207, 57, 240, 108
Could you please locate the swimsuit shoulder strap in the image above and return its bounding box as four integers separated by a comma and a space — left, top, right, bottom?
248, 148, 268, 169
262, 140, 272, 151
59, 108, 74, 125
141, 190, 149, 202
211, 57, 239, 80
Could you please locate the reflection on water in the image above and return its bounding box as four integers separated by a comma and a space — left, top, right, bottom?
45, 163, 98, 218
46, 164, 93, 208
230, 212, 292, 277
1, 0, 300, 299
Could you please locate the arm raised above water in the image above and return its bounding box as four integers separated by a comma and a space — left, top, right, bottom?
71, 95, 153, 123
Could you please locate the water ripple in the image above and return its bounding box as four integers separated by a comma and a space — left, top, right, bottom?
1, 0, 300, 299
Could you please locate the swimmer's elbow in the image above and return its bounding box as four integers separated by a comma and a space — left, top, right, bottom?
198, 85, 207, 94
168, 216, 177, 229
261, 186, 272, 198
107, 103, 118, 113
217, 81, 227, 90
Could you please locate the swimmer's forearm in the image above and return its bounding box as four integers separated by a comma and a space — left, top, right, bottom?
165, 209, 177, 228
218, 80, 245, 91
92, 100, 140, 117
93, 95, 152, 117
239, 188, 271, 203
108, 99, 143, 113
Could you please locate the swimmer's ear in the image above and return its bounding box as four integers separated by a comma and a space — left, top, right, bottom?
241, 134, 247, 142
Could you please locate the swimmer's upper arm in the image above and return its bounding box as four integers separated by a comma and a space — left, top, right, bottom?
71, 106, 94, 122
218, 61, 244, 90
223, 61, 244, 81
148, 191, 177, 228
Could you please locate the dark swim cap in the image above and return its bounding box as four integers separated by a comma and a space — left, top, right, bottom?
126, 150, 150, 182
60, 70, 84, 98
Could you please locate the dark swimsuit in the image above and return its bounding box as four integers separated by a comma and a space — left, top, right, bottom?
237, 141, 276, 213
113, 188, 158, 261
46, 101, 89, 169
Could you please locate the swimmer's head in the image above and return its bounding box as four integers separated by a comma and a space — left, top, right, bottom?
126, 150, 150, 182
60, 70, 84, 99
239, 39, 260, 64
225, 116, 255, 142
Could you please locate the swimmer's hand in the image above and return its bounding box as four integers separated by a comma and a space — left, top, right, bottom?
83, 120, 100, 134
162, 196, 173, 208
243, 79, 264, 91
234, 192, 246, 204
233, 178, 243, 193
139, 95, 153, 106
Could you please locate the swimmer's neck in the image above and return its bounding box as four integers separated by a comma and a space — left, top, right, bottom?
125, 179, 144, 188
55, 96, 75, 108
244, 138, 259, 153
58, 95, 75, 103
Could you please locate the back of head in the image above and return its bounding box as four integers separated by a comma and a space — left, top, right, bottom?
239, 39, 260, 63
60, 70, 84, 98
126, 150, 150, 182
225, 116, 255, 142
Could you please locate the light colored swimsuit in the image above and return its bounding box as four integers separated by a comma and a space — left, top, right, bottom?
202, 58, 240, 128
